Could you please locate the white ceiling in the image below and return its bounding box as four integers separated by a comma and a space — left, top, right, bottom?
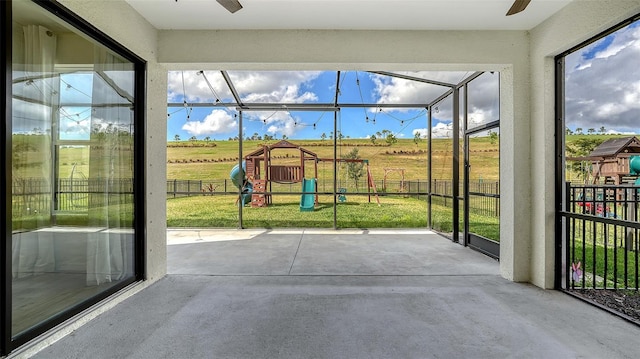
125, 0, 574, 31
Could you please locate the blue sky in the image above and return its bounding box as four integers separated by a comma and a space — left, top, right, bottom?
166, 70, 500, 142
564, 20, 640, 135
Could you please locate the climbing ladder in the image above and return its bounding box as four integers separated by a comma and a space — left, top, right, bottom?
251, 179, 271, 207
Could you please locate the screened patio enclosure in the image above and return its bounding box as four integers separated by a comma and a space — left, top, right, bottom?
556, 15, 640, 301
166, 70, 500, 256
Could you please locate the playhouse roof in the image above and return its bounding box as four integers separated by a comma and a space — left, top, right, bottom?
588, 136, 640, 159
244, 140, 317, 158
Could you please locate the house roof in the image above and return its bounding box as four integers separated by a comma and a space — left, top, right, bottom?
588, 136, 640, 158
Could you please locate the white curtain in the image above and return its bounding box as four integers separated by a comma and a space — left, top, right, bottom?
12, 25, 57, 279
86, 47, 130, 285
86, 231, 128, 285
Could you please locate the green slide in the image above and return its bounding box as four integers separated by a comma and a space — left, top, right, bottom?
631, 156, 640, 185
300, 178, 316, 212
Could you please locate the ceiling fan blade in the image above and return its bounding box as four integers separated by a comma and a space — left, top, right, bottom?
216, 0, 243, 14
506, 0, 531, 16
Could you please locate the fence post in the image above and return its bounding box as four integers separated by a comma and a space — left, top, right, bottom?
495, 181, 499, 217
626, 188, 637, 251
444, 181, 448, 207
173, 179, 177, 198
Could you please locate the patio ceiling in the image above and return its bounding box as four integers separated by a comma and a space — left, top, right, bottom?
126, 0, 574, 31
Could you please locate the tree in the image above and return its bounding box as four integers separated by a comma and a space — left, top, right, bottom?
343, 148, 365, 191
566, 127, 573, 136
413, 132, 421, 145
370, 134, 377, 144
587, 128, 595, 135
385, 133, 397, 145
488, 130, 498, 145
321, 133, 327, 141
329, 131, 333, 140
282, 134, 287, 140
189, 136, 197, 141
599, 126, 606, 134
566, 137, 605, 178
174, 134, 181, 141
575, 127, 583, 135
204, 136, 211, 142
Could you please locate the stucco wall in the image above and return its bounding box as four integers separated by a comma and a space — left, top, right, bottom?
58, 0, 167, 283
529, 0, 640, 288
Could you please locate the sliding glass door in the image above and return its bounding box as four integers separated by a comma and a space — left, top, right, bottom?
4, 0, 145, 354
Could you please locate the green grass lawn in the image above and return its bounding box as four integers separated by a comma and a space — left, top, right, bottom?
167, 194, 428, 228
571, 241, 638, 289
166, 193, 500, 240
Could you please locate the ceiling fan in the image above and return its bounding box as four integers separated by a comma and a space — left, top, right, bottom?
216, 0, 243, 13
175, 0, 243, 14
506, 0, 531, 16
204, 0, 528, 17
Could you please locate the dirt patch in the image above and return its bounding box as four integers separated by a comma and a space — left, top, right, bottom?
569, 289, 640, 324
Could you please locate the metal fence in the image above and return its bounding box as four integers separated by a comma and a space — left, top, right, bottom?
12, 177, 500, 218
562, 183, 639, 290
166, 178, 501, 218
12, 178, 134, 215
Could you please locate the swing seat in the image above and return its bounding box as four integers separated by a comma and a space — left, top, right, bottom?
338, 188, 347, 202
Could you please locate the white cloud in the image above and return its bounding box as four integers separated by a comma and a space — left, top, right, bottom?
167, 70, 322, 105
565, 23, 640, 134
369, 71, 478, 107
181, 109, 237, 136
264, 116, 297, 137
243, 84, 317, 103
370, 74, 443, 105
231, 71, 321, 102
168, 71, 227, 103
606, 129, 636, 135
59, 116, 90, 136
412, 128, 429, 138
467, 108, 494, 128
168, 71, 321, 139
431, 122, 453, 138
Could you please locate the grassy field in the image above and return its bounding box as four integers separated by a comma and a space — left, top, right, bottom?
166, 137, 500, 182
13, 133, 627, 182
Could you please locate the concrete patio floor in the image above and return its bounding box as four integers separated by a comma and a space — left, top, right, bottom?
28, 229, 640, 358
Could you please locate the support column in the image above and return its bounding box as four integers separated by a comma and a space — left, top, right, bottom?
499, 65, 531, 282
